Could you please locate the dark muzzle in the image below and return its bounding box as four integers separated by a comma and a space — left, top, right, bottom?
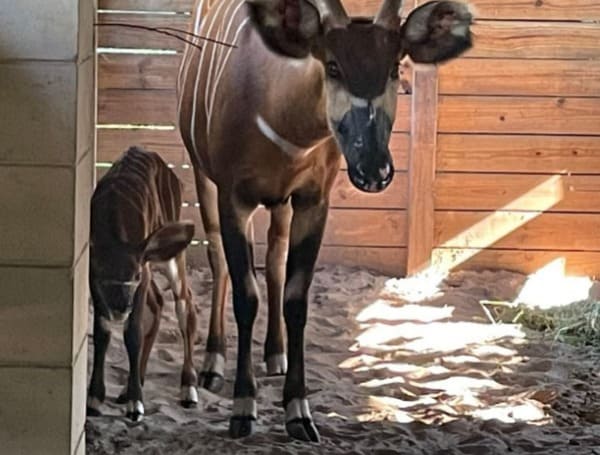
335, 104, 394, 193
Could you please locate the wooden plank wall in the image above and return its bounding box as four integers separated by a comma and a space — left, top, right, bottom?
96, 0, 409, 275
96, 0, 600, 277
417, 0, 600, 277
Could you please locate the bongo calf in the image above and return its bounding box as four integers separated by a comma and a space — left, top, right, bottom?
87, 146, 197, 421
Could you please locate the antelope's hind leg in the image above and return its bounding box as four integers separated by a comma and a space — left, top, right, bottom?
195, 168, 229, 393
264, 201, 292, 376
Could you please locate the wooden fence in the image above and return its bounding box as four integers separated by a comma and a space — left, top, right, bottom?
96, 0, 600, 277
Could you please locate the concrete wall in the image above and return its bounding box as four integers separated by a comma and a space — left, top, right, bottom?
0, 1, 96, 453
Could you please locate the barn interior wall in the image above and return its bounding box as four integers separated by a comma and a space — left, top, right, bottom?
0, 1, 96, 453
95, 0, 600, 278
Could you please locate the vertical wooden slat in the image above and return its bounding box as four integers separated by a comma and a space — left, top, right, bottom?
406, 65, 438, 275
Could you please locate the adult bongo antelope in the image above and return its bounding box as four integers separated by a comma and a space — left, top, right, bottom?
178, 0, 472, 441
87, 147, 197, 421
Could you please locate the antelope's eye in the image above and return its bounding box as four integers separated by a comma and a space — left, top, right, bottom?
390, 62, 400, 80
326, 61, 340, 79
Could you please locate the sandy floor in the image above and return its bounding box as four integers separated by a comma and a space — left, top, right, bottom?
86, 265, 600, 454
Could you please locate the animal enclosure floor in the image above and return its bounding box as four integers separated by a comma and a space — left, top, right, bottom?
86, 265, 600, 454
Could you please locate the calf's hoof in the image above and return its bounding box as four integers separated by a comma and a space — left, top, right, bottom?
126, 400, 145, 422
285, 398, 320, 443
265, 353, 287, 376
229, 416, 256, 439
180, 385, 199, 408
199, 371, 225, 393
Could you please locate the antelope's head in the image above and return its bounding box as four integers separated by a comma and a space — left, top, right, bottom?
89, 222, 194, 320
249, 0, 473, 193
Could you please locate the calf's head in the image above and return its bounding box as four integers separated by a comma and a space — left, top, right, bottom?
90, 222, 194, 320
249, 0, 473, 192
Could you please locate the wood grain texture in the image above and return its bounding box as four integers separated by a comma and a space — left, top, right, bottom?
439, 58, 600, 97
435, 173, 600, 212
187, 244, 407, 276
98, 89, 177, 125
432, 248, 600, 278
465, 21, 600, 60
406, 65, 437, 275
97, 13, 189, 50
416, 0, 600, 20
99, 0, 195, 12
97, 128, 187, 163
98, 0, 412, 16
98, 53, 181, 90
437, 134, 600, 174
438, 96, 600, 135
435, 211, 600, 251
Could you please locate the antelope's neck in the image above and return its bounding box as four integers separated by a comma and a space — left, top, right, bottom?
258, 56, 331, 155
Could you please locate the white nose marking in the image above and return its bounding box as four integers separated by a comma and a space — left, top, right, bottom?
350, 96, 369, 108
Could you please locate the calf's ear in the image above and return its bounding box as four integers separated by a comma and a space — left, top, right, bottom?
142, 221, 195, 263
400, 1, 473, 64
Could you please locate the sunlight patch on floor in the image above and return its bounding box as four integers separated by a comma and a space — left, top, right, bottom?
341, 270, 556, 427
515, 258, 593, 310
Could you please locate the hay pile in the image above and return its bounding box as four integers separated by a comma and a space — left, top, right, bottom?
483, 298, 600, 346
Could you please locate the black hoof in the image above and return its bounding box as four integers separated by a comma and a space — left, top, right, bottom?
86, 406, 102, 417
229, 415, 256, 439
286, 418, 320, 443
126, 410, 144, 422
116, 393, 127, 404
180, 399, 198, 409
200, 372, 225, 393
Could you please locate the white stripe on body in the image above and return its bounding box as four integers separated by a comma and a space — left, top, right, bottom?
190, 0, 231, 157
255, 114, 328, 159
205, 1, 246, 132
206, 15, 250, 137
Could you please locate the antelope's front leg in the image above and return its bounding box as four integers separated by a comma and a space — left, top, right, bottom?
283, 197, 328, 443
219, 198, 259, 438
123, 296, 145, 421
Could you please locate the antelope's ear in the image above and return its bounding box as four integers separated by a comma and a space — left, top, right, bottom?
247, 0, 321, 58
142, 221, 195, 263
400, 1, 473, 64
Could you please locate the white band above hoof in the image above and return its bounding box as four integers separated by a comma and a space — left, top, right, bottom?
202, 352, 225, 377
285, 398, 312, 423
232, 397, 257, 419
127, 400, 145, 417
266, 354, 287, 375
180, 385, 199, 404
